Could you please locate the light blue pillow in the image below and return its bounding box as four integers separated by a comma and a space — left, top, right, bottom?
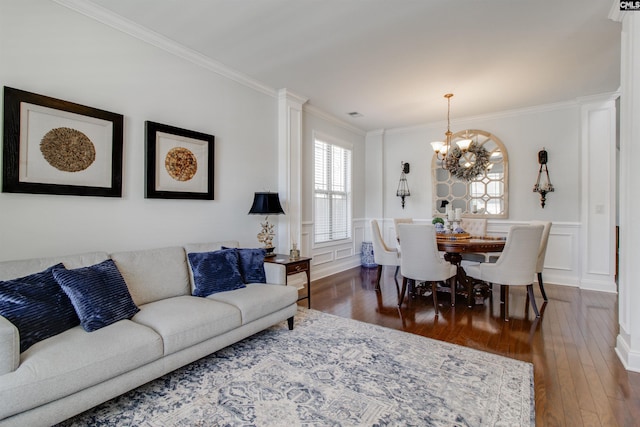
53, 259, 139, 332
188, 249, 245, 297
0, 263, 79, 352
222, 247, 267, 283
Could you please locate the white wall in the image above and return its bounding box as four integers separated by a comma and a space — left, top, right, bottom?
377, 103, 581, 222
365, 100, 617, 289
0, 0, 279, 260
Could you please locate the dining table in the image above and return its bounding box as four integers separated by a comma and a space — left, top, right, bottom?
436, 236, 506, 307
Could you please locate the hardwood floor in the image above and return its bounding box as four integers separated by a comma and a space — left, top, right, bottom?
304, 266, 640, 427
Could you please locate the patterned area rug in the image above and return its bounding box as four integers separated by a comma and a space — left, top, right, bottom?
58, 308, 534, 426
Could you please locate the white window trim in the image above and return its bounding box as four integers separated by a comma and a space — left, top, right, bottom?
312, 131, 353, 247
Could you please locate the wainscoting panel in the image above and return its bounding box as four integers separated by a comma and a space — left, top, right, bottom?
304, 219, 364, 281
489, 220, 581, 287
303, 218, 599, 291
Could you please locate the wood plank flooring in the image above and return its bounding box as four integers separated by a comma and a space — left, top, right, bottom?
304, 266, 640, 426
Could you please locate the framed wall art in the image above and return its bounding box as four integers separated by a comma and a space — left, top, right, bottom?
145, 121, 215, 200
2, 86, 124, 197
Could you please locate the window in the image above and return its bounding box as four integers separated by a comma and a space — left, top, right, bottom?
314, 135, 352, 244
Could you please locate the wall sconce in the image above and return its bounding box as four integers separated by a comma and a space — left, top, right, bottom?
396, 162, 410, 209
248, 192, 285, 256
533, 148, 554, 208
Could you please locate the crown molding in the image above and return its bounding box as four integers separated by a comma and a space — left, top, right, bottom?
52, 0, 277, 98
385, 97, 589, 135
576, 91, 621, 104
278, 89, 309, 108
609, 1, 625, 22
303, 104, 366, 136
366, 129, 386, 138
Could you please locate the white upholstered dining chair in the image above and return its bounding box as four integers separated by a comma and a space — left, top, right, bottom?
393, 218, 413, 242
531, 220, 552, 301
370, 219, 400, 289
464, 224, 544, 321
397, 223, 457, 314
459, 217, 490, 263
460, 218, 487, 237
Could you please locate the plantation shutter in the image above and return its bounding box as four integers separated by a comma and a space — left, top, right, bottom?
314, 137, 352, 243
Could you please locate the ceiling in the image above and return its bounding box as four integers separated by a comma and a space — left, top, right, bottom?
78, 0, 621, 131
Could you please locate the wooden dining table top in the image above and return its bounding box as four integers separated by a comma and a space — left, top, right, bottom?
436, 237, 506, 254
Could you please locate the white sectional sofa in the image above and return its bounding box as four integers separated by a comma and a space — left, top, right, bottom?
0, 241, 299, 427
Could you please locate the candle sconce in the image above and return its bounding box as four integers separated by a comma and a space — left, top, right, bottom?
396, 161, 410, 209
533, 148, 554, 208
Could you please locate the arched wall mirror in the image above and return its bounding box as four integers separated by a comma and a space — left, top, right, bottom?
432, 129, 509, 218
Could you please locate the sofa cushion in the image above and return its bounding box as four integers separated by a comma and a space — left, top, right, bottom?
223, 247, 267, 284
53, 260, 140, 332
110, 246, 191, 306
207, 284, 298, 325
132, 295, 241, 355
188, 249, 246, 297
0, 263, 79, 352
0, 320, 163, 421
184, 241, 239, 292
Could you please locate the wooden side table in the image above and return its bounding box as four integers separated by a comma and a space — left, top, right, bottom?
264, 255, 312, 308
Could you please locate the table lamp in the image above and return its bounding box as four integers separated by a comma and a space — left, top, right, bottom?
248, 192, 285, 256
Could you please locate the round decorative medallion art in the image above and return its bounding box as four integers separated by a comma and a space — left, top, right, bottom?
40, 127, 96, 172
165, 147, 198, 181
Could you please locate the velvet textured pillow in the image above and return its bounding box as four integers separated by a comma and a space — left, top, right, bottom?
53, 259, 139, 332
0, 263, 79, 353
222, 247, 267, 283
188, 249, 245, 297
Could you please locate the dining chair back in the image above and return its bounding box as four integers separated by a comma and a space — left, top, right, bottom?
460, 218, 487, 237
397, 223, 457, 314
530, 220, 552, 301
460, 218, 490, 262
465, 224, 544, 320
393, 217, 413, 241
370, 219, 400, 289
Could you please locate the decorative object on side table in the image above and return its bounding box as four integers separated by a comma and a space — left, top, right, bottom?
533, 147, 554, 208
248, 192, 285, 257
289, 243, 300, 260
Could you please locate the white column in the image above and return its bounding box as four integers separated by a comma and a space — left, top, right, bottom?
277, 89, 308, 255
578, 95, 618, 293
364, 129, 385, 240
612, 8, 640, 371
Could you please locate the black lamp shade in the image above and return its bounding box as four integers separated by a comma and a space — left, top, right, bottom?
248, 192, 285, 215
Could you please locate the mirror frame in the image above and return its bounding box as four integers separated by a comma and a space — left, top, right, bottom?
431, 129, 509, 219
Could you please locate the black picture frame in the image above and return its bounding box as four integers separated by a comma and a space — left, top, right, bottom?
145, 121, 215, 200
2, 86, 124, 197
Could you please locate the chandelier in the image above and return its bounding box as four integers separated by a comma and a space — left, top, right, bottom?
430, 94, 470, 164
430, 94, 489, 181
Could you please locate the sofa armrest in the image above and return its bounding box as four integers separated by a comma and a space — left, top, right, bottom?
264, 262, 286, 285
0, 315, 19, 375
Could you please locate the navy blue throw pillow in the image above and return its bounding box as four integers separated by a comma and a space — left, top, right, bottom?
53, 259, 140, 332
222, 247, 267, 284
0, 263, 79, 353
188, 249, 245, 297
